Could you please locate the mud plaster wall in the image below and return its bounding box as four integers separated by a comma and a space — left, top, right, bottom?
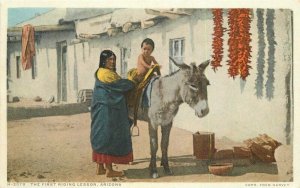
7, 9, 292, 143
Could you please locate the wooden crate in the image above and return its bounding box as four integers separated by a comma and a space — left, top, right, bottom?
193, 132, 215, 160
77, 89, 93, 105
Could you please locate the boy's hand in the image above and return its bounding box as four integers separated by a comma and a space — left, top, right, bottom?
151, 64, 162, 70
153, 64, 162, 68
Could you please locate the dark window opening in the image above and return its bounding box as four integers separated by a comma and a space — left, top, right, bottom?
32, 57, 37, 79
16, 56, 21, 79
169, 38, 185, 74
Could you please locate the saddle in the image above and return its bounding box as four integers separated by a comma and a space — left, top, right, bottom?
126, 64, 161, 135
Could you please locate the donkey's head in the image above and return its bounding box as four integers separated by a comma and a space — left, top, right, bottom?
170, 57, 210, 118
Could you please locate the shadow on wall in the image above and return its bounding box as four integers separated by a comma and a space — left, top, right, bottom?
7, 103, 90, 120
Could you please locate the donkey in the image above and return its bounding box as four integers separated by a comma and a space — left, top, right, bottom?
131, 58, 210, 178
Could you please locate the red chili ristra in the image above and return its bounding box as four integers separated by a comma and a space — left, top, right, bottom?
211, 9, 224, 71
227, 9, 252, 80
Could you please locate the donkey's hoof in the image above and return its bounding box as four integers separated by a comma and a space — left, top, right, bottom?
150, 171, 159, 179
164, 168, 174, 175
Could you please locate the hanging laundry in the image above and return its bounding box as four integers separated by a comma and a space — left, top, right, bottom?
265, 9, 276, 100
255, 9, 266, 98
21, 24, 35, 70
211, 9, 225, 71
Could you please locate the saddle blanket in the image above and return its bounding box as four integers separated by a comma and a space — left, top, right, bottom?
141, 76, 160, 108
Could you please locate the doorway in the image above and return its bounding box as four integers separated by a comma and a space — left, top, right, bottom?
120, 47, 128, 78
56, 41, 67, 103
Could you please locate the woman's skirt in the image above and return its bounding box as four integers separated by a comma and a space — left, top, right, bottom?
92, 151, 133, 164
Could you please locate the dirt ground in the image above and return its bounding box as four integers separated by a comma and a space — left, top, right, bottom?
7, 112, 280, 183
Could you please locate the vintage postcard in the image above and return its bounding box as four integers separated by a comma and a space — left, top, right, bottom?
1, 0, 299, 188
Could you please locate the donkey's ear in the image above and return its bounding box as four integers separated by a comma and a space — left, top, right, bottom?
169, 56, 190, 69
198, 60, 210, 71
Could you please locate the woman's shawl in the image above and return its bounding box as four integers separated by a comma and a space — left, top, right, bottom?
90, 77, 134, 156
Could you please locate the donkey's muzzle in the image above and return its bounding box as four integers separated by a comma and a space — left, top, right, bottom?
196, 108, 209, 118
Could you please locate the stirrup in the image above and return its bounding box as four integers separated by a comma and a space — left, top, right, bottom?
131, 125, 139, 137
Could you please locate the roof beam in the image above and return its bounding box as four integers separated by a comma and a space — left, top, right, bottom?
7, 24, 74, 34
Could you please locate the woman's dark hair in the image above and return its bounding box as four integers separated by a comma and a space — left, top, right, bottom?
98, 50, 116, 68
141, 38, 155, 50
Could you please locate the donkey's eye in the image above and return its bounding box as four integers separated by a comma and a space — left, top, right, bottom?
189, 84, 198, 91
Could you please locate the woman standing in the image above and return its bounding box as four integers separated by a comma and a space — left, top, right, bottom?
90, 50, 134, 177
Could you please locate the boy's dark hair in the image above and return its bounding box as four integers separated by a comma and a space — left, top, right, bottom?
141, 38, 155, 50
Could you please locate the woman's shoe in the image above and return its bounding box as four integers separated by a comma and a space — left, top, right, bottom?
106, 170, 124, 177
105, 163, 124, 177
96, 163, 105, 175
